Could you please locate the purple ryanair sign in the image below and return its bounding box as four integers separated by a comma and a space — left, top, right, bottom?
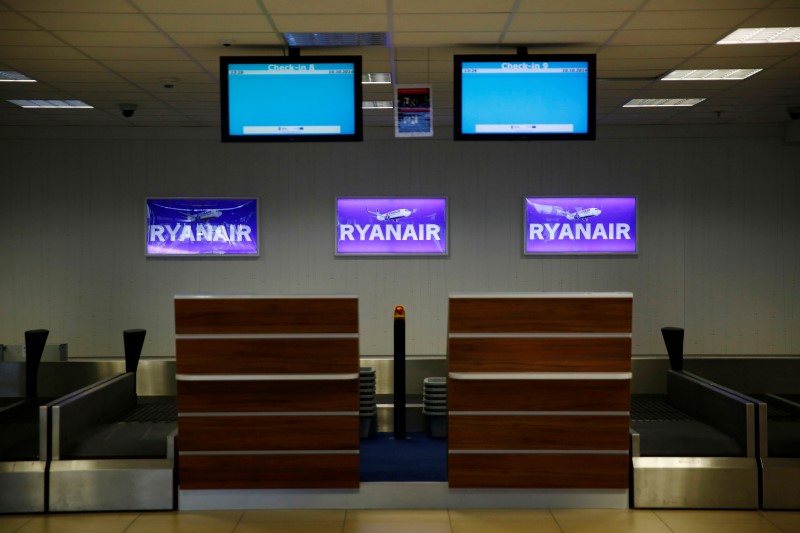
146, 198, 259, 256
336, 197, 447, 255
525, 196, 637, 254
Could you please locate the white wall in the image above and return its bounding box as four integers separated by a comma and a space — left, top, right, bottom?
1, 125, 798, 357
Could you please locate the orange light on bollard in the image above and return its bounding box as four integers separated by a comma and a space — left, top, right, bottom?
394, 306, 406, 319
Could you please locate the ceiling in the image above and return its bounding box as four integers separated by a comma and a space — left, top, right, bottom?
1, 0, 799, 131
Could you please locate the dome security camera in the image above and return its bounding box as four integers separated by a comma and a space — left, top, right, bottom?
119, 103, 138, 118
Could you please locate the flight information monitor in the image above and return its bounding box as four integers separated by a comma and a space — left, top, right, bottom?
455, 54, 595, 141
221, 56, 362, 142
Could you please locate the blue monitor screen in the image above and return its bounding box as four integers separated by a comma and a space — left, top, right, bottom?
221, 56, 362, 142
454, 54, 595, 141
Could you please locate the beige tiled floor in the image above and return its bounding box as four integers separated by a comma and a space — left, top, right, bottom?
1, 509, 800, 533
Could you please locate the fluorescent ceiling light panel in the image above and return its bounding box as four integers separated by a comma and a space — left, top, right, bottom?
718, 27, 800, 44
661, 69, 761, 81
0, 71, 36, 82
362, 72, 391, 84
8, 99, 93, 108
362, 100, 393, 109
624, 98, 705, 107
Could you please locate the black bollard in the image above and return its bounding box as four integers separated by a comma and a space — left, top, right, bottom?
24, 329, 49, 398
393, 306, 406, 440
661, 327, 684, 372
123, 329, 146, 374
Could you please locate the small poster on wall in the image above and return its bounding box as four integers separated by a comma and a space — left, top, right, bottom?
524, 196, 637, 255
336, 197, 447, 256
146, 198, 259, 256
395, 85, 433, 138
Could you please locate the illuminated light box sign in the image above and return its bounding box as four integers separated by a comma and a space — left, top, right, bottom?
146, 198, 259, 256
336, 197, 447, 256
524, 197, 637, 254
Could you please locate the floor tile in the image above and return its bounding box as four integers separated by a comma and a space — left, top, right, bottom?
344, 509, 451, 533
125, 510, 244, 533
14, 513, 139, 533
654, 510, 784, 533
761, 511, 800, 533
551, 509, 673, 533
449, 509, 561, 533
0, 515, 33, 533
235, 510, 346, 533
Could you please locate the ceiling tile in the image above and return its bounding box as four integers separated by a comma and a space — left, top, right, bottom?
696, 43, 800, 58
24, 12, 156, 32
503, 30, 613, 45
600, 45, 706, 59
36, 72, 125, 82
4, 59, 108, 72
0, 45, 87, 60
0, 12, 39, 30
597, 69, 666, 79
609, 29, 729, 45
46, 82, 140, 92
263, 0, 387, 14
4, 0, 137, 13
625, 10, 756, 30
394, 0, 515, 13
122, 72, 214, 84
509, 12, 630, 31
599, 58, 684, 71
395, 14, 506, 32
133, 0, 263, 14
643, 0, 773, 9
81, 47, 189, 61
518, 0, 642, 12
101, 60, 205, 74
0, 30, 65, 46
744, 8, 800, 26
393, 32, 501, 47
428, 47, 515, 59
148, 14, 273, 32
55, 31, 174, 47
170, 32, 283, 48
395, 48, 430, 60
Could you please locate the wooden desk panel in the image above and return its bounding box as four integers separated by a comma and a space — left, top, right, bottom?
448, 453, 629, 489
448, 379, 630, 412
448, 297, 632, 334
180, 454, 360, 489
449, 337, 631, 373
177, 379, 359, 413
175, 297, 358, 334
449, 415, 630, 451
176, 337, 359, 375
179, 415, 359, 452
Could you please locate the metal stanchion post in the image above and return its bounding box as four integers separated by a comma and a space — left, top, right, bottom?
393, 306, 406, 440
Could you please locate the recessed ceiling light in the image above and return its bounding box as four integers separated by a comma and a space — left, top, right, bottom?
661, 69, 762, 81
362, 73, 391, 84
0, 71, 36, 82
624, 98, 705, 107
362, 100, 393, 109
718, 27, 800, 44
8, 99, 93, 108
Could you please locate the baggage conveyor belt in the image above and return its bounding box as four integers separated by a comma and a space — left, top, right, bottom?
58, 397, 176, 460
